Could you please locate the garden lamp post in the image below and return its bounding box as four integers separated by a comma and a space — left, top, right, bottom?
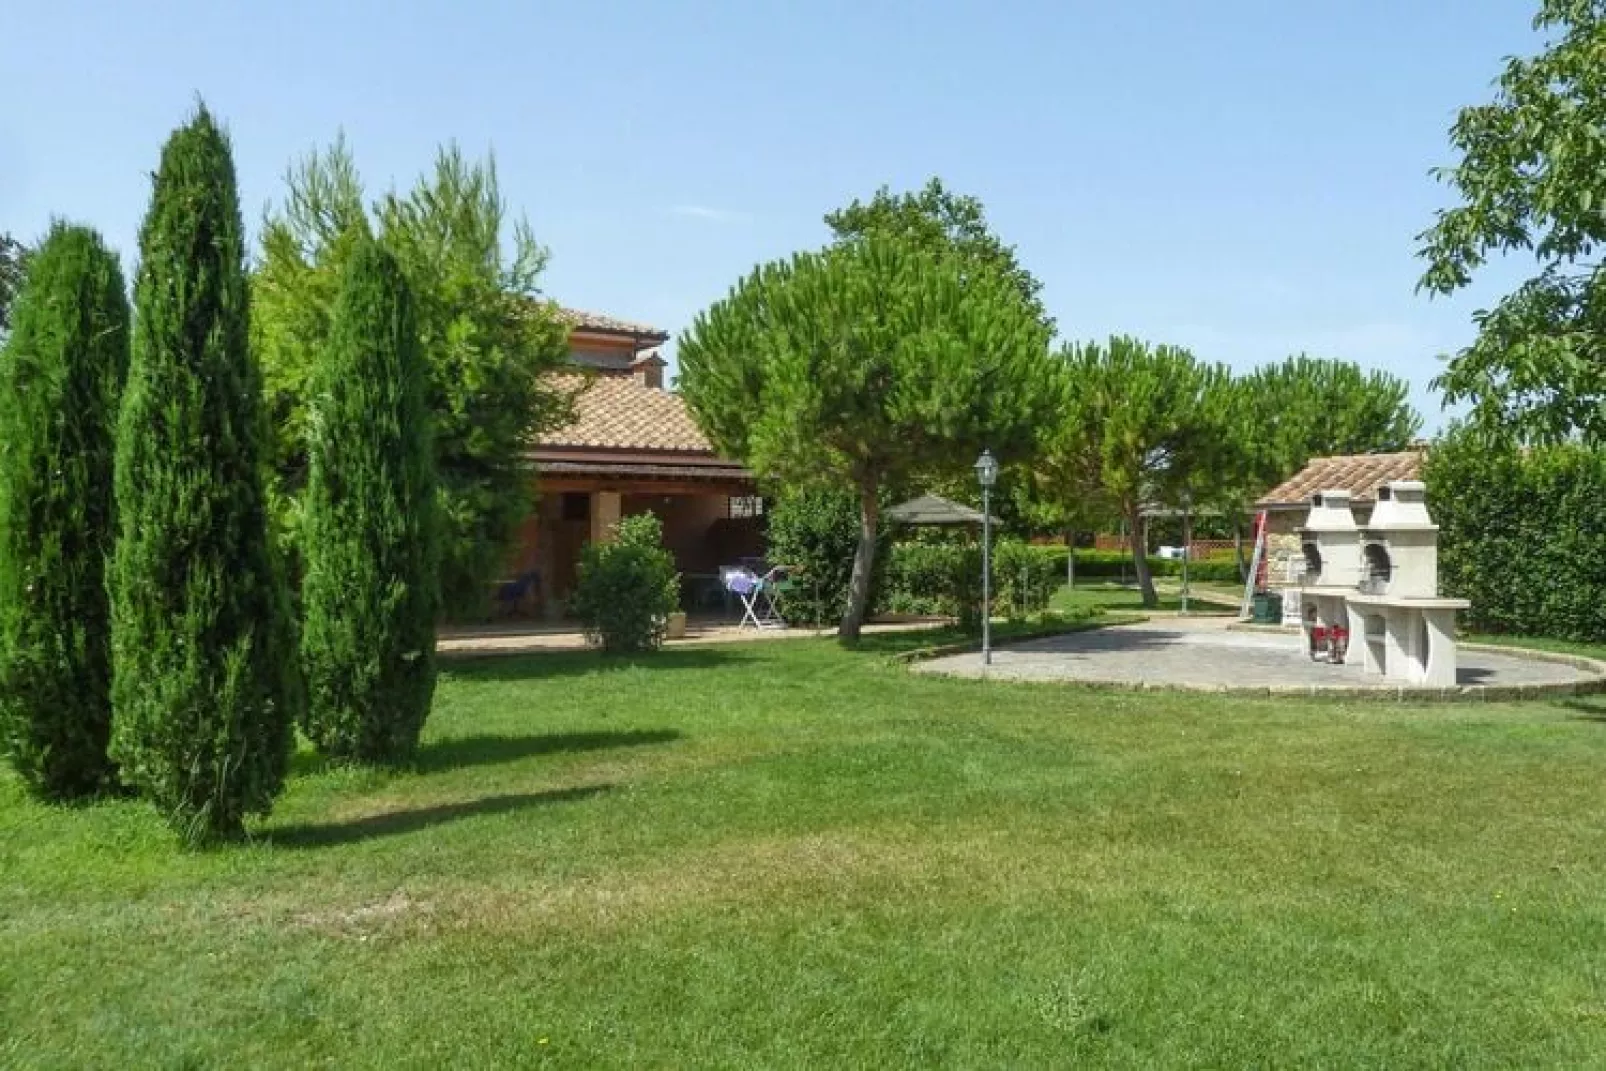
975, 449, 999, 665
1180, 488, 1193, 616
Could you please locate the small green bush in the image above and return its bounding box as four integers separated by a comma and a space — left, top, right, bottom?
766, 489, 887, 627
994, 540, 1064, 618
881, 542, 980, 625
570, 513, 679, 653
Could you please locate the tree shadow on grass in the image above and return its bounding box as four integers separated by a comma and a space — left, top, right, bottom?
268, 784, 612, 849
416, 729, 682, 773
1557, 696, 1606, 723
289, 729, 683, 779
440, 646, 750, 683
842, 626, 965, 657
842, 614, 1108, 658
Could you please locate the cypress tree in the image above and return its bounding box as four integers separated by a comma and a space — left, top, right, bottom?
0, 223, 128, 800
109, 105, 297, 843
301, 237, 438, 762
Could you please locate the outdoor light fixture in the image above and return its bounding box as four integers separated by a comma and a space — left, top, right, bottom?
973, 449, 998, 489
975, 449, 997, 665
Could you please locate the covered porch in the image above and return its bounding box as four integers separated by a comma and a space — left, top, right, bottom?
505, 451, 764, 619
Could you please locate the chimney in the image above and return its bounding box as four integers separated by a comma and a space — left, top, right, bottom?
632, 351, 666, 390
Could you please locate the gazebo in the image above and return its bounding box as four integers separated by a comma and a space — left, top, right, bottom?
885, 493, 996, 528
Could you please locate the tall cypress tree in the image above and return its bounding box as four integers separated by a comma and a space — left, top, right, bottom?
0, 223, 129, 800
109, 105, 297, 843
301, 237, 439, 763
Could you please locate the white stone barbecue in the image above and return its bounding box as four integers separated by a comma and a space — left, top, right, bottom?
1298, 480, 1470, 686
1297, 490, 1363, 651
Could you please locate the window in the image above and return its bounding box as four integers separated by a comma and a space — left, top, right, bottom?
729, 495, 764, 519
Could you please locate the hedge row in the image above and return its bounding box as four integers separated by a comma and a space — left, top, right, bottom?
878, 542, 1241, 621
1058, 547, 1240, 582
1425, 432, 1606, 643
764, 493, 1242, 628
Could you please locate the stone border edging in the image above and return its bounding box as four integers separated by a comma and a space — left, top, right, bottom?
907, 619, 1606, 703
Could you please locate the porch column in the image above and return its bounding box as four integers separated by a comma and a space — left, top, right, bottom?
591, 491, 622, 544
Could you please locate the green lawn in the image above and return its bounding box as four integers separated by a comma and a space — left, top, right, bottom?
4, 619, 1606, 1067
1050, 580, 1234, 616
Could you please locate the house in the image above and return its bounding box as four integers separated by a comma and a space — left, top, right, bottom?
506, 308, 761, 616
1252, 447, 1426, 586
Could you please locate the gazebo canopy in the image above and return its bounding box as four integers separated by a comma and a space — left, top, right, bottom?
885, 493, 996, 527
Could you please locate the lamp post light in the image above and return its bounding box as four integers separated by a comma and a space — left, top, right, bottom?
974, 449, 999, 666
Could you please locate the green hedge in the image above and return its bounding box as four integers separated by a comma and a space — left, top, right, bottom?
1425, 431, 1606, 642
879, 543, 1239, 624
1067, 548, 1239, 583
880, 542, 981, 626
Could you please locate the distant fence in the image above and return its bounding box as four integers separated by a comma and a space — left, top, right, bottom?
1093, 534, 1237, 560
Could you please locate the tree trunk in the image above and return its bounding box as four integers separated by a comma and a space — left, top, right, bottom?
1129, 504, 1158, 607
839, 482, 880, 642
1064, 528, 1076, 588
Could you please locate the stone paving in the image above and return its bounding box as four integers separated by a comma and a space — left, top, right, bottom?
913, 617, 1604, 695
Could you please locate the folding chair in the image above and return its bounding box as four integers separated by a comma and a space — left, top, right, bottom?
753, 565, 795, 628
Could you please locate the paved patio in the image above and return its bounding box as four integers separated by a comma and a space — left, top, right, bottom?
913, 617, 1606, 696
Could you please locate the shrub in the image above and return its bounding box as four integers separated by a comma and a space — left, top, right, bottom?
108, 106, 299, 844
880, 541, 979, 625
994, 539, 1065, 618
0, 223, 128, 800
880, 539, 1058, 628
766, 489, 888, 628
1426, 429, 1606, 642
300, 238, 439, 764
571, 512, 679, 653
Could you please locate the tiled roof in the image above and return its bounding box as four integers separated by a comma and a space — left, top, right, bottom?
536, 372, 715, 453
1255, 449, 1426, 509
556, 307, 670, 342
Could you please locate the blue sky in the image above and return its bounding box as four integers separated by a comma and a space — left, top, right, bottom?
1, 0, 1540, 427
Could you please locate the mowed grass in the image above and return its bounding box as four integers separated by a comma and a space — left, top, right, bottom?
3, 617, 1606, 1067
1050, 580, 1234, 616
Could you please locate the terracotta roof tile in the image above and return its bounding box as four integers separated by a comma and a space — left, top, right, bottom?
536, 372, 715, 453
556, 307, 670, 341
1255, 449, 1426, 509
